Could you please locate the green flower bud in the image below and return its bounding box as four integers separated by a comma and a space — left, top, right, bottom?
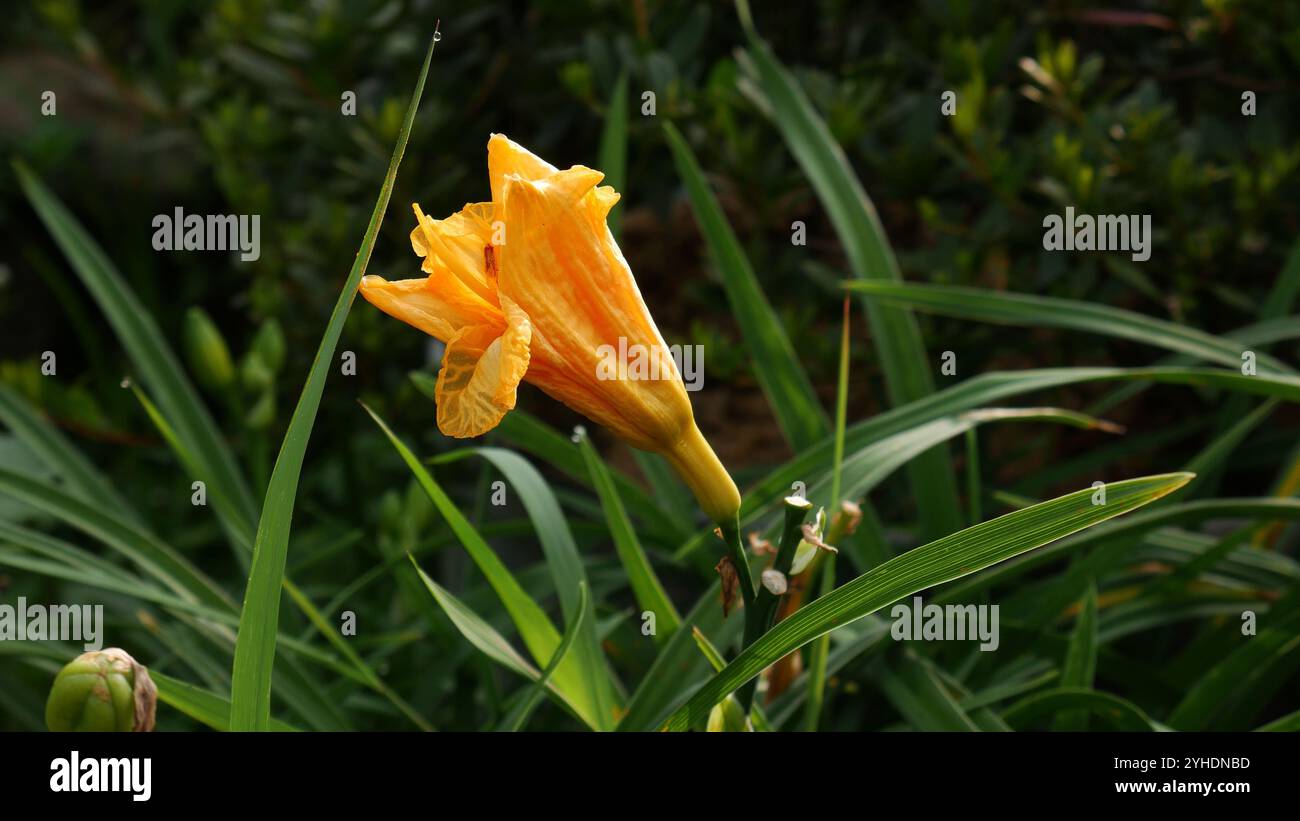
46, 648, 157, 733
706, 695, 751, 732
244, 389, 276, 429
251, 319, 286, 373
240, 351, 274, 392
183, 307, 235, 391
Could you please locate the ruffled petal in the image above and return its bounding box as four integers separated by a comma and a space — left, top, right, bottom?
433, 295, 532, 438
410, 202, 498, 306
358, 273, 502, 344
487, 133, 558, 206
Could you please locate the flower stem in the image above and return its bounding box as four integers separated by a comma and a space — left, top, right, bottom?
718, 514, 761, 712
725, 498, 810, 714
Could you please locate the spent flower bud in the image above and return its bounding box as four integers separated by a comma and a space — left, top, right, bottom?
45, 648, 156, 732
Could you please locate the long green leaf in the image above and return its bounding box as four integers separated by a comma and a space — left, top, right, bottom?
618, 582, 742, 731
0, 467, 231, 609
847, 281, 1294, 374
229, 33, 438, 731
0, 385, 140, 524
431, 446, 620, 719
1167, 606, 1300, 730
498, 582, 593, 731
412, 372, 688, 545
575, 429, 681, 639
662, 472, 1193, 729
364, 404, 610, 729
153, 671, 300, 732
14, 164, 260, 544
940, 497, 1300, 608
663, 120, 828, 450
1054, 583, 1098, 731
741, 366, 1300, 522
1001, 688, 1163, 731
734, 11, 962, 538
408, 558, 591, 728
876, 654, 981, 731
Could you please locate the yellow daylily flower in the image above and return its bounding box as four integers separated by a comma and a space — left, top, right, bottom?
360, 134, 740, 522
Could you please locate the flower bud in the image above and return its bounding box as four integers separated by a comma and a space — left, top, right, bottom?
706, 695, 752, 732
240, 352, 274, 392
183, 307, 235, 391
45, 648, 156, 732
251, 318, 286, 373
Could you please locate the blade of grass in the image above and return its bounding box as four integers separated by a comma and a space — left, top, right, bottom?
153, 670, 300, 732
408, 557, 593, 729
733, 5, 962, 539
846, 281, 1294, 374
875, 653, 981, 731
498, 582, 592, 731
663, 120, 829, 450
574, 429, 682, 640
618, 581, 743, 731
14, 163, 260, 545
128, 382, 426, 727
1167, 604, 1300, 730
675, 364, 1300, 562
662, 472, 1193, 729
1054, 583, 1098, 731
0, 384, 140, 524
0, 467, 231, 609
940, 498, 1300, 603
430, 446, 620, 718
229, 31, 439, 731
804, 296, 851, 731
364, 403, 611, 729
739, 366, 1300, 524
1001, 688, 1164, 731
412, 371, 688, 545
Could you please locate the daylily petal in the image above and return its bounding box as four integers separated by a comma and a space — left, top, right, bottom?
410, 202, 498, 306
487, 133, 558, 205
496, 166, 690, 452
358, 273, 501, 343
434, 295, 532, 438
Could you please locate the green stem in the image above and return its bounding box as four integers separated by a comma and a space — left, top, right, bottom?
754, 497, 812, 631
803, 553, 835, 730
734, 498, 810, 714
719, 514, 762, 712
966, 427, 981, 526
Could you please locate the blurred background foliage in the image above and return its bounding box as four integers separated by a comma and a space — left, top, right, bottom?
1, 0, 1298, 729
